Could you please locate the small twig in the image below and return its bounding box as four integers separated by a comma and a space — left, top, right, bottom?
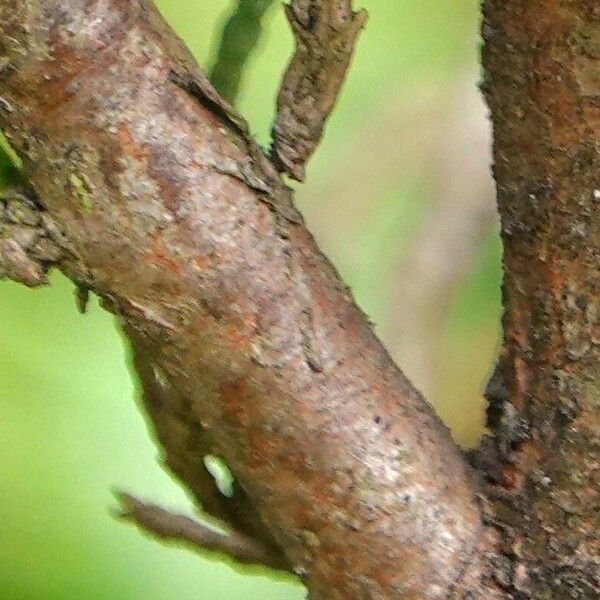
210, 0, 275, 105
115, 492, 290, 572
272, 0, 367, 181
128, 338, 290, 570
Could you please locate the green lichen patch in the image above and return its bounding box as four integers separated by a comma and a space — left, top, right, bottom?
69, 173, 93, 213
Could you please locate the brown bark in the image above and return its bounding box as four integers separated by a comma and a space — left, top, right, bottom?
0, 184, 64, 285
477, 0, 600, 597
1, 0, 599, 598
0, 1, 493, 598
272, 0, 367, 181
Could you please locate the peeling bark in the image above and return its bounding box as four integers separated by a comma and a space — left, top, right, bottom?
0, 2, 492, 598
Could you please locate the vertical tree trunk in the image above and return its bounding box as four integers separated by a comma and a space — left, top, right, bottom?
480, 1, 600, 597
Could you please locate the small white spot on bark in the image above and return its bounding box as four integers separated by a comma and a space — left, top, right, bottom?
204, 455, 235, 498
152, 365, 169, 389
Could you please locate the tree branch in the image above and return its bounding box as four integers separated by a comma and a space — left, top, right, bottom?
115, 492, 290, 571
272, 0, 367, 181
0, 1, 495, 597
210, 0, 275, 105
129, 335, 289, 568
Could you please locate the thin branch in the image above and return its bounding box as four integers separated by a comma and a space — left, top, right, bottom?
115, 492, 290, 572
272, 0, 367, 181
210, 0, 275, 105
129, 336, 289, 568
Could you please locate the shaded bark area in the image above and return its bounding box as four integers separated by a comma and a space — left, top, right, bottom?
478, 1, 600, 597
0, 2, 492, 598
0, 184, 64, 285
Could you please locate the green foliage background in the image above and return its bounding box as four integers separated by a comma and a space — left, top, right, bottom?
0, 1, 500, 598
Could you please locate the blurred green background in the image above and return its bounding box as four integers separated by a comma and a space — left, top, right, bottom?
0, 1, 501, 598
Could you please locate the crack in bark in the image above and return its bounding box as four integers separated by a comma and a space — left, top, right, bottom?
168, 69, 251, 138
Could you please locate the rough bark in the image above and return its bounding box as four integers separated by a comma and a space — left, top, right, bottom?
2, 0, 598, 598
0, 184, 64, 285
271, 0, 367, 181
476, 1, 600, 597
0, 2, 493, 598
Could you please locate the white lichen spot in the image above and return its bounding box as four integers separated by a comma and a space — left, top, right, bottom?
151, 364, 169, 389
204, 455, 235, 498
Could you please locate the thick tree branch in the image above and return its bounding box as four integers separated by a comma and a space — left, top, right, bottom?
272, 0, 367, 181
210, 0, 275, 105
115, 492, 290, 571
0, 1, 495, 598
